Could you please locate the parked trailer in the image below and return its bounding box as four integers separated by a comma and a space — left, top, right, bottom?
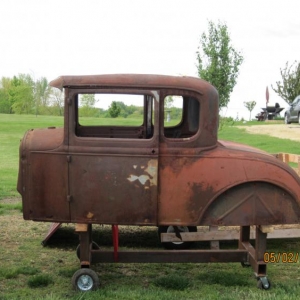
17, 74, 300, 291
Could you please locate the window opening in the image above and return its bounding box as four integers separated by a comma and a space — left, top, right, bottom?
164, 95, 200, 139
75, 93, 154, 139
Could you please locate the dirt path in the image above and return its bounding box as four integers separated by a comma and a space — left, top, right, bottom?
238, 124, 300, 142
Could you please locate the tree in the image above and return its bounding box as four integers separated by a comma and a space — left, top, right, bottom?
34, 77, 51, 115
0, 77, 12, 113
244, 101, 256, 121
79, 94, 97, 117
272, 61, 300, 104
49, 87, 64, 116
164, 96, 174, 109
10, 74, 35, 114
196, 20, 244, 108
108, 101, 121, 118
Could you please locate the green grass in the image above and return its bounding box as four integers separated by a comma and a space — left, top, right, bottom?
218, 124, 300, 154
0, 113, 64, 199
1, 114, 300, 298
0, 202, 22, 215
0, 214, 300, 299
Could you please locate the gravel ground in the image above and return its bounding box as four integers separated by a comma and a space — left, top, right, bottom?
238, 124, 300, 141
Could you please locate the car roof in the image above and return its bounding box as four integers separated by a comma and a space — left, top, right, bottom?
49, 74, 216, 96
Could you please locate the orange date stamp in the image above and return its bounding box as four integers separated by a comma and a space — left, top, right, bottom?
264, 252, 299, 263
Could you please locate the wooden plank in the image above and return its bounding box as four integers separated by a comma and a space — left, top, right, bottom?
275, 152, 300, 176
161, 228, 300, 242
75, 223, 88, 232
267, 228, 300, 239
276, 152, 300, 164
209, 226, 220, 250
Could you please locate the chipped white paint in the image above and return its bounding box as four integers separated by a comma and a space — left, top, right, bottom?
128, 174, 149, 185
127, 159, 158, 186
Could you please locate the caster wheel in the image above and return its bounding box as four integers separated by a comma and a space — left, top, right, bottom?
257, 277, 271, 290
76, 241, 100, 259
158, 226, 197, 250
72, 268, 100, 291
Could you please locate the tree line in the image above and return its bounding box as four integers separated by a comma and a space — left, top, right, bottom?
0, 74, 64, 116
1, 21, 299, 119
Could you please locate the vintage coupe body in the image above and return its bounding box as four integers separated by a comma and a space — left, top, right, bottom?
17, 74, 300, 291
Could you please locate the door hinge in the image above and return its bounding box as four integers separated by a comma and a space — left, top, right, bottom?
67, 195, 73, 202
67, 155, 72, 163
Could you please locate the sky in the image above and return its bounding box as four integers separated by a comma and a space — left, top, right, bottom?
0, 0, 299, 119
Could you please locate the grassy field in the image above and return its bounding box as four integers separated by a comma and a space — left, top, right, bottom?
0, 114, 64, 199
1, 114, 300, 299
1, 210, 300, 299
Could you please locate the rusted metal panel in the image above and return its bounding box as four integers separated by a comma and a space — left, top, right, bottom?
158, 147, 300, 227
18, 74, 300, 228
90, 249, 249, 264
26, 152, 69, 221
69, 155, 158, 225
41, 223, 62, 246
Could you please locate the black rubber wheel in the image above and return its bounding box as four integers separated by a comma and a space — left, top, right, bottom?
257, 278, 271, 290
285, 114, 291, 124
158, 226, 197, 250
72, 268, 100, 291
76, 241, 100, 259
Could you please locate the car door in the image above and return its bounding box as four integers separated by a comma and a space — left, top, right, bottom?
158, 91, 205, 226
67, 90, 159, 225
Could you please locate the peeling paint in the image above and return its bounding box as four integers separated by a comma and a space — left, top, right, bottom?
128, 174, 150, 185
145, 159, 158, 186
127, 159, 158, 186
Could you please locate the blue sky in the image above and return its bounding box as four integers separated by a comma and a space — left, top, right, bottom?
0, 0, 299, 119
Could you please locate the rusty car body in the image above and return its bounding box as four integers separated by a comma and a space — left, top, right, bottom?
17, 74, 300, 291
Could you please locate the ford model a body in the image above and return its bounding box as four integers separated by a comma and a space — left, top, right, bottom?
17, 74, 300, 291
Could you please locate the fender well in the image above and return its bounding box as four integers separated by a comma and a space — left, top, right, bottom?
199, 181, 300, 226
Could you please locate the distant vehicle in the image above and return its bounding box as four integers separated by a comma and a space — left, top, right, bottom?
285, 95, 300, 124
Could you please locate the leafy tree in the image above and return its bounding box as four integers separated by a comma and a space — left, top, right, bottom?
49, 88, 64, 116
108, 101, 121, 118
243, 101, 256, 121
114, 101, 139, 118
272, 61, 300, 104
10, 74, 34, 114
164, 96, 174, 109
196, 20, 244, 108
0, 77, 12, 113
34, 77, 51, 115
79, 94, 98, 117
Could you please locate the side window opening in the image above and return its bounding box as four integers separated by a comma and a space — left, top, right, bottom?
164, 95, 200, 139
75, 93, 154, 139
